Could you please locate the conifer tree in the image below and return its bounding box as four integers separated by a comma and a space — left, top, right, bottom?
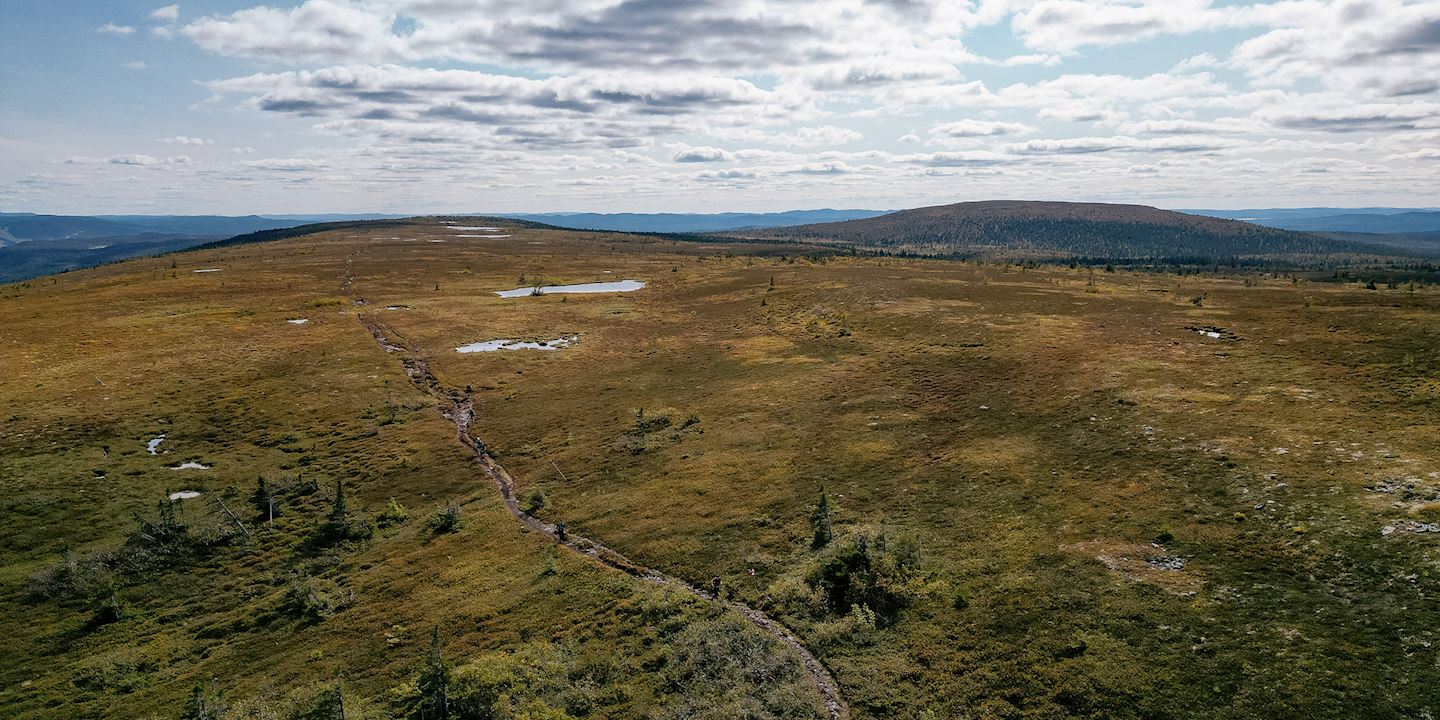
811, 486, 834, 549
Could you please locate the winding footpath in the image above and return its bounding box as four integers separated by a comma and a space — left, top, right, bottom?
351, 307, 850, 720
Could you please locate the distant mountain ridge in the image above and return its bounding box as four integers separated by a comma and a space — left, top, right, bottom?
505, 209, 888, 233
1185, 208, 1440, 234
6, 204, 1436, 284
0, 212, 407, 244
1258, 212, 1440, 234
0, 213, 408, 282
737, 200, 1402, 262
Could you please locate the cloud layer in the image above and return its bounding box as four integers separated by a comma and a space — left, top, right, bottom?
10, 0, 1440, 212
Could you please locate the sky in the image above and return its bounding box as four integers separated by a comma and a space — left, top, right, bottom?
1, 0, 1438, 215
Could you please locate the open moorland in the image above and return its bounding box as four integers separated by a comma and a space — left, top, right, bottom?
3, 219, 1439, 720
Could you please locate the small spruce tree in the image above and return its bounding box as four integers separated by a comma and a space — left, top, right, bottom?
811, 486, 834, 549
181, 682, 227, 720
250, 476, 279, 523
413, 629, 451, 720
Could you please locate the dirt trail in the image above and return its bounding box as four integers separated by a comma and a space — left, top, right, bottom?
354, 312, 850, 720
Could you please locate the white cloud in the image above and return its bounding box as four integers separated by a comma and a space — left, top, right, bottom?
1173, 52, 1220, 73
123, 61, 149, 70
932, 119, 1036, 137
1385, 148, 1440, 161
98, 23, 136, 35
70, 154, 194, 166
1259, 101, 1440, 133
1005, 135, 1240, 155
672, 146, 732, 163
1117, 118, 1258, 135
162, 136, 212, 146
711, 125, 864, 148
151, 5, 180, 22
784, 161, 859, 175
205, 65, 793, 154
1009, 0, 1320, 54
184, 1, 406, 63
696, 168, 758, 180
242, 158, 327, 171
1231, 0, 1440, 97
1000, 54, 1062, 67
895, 150, 1008, 166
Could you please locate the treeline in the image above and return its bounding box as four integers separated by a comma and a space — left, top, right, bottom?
731, 200, 1440, 266
763, 217, 1387, 259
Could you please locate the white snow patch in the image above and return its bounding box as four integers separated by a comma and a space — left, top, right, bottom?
147, 435, 166, 455
168, 490, 202, 501
287, 318, 309, 325
451, 226, 501, 231
495, 280, 645, 298
170, 462, 211, 470
193, 268, 223, 273
457, 336, 578, 353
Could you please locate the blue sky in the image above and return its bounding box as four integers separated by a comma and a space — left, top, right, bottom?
2, 1, 1438, 214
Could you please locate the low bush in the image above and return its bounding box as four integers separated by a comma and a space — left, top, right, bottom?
427, 503, 463, 534
806, 527, 932, 620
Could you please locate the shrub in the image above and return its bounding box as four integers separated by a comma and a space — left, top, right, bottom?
285, 576, 354, 620
813, 603, 879, 649
26, 550, 112, 604
525, 487, 547, 515
315, 480, 373, 543
181, 682, 228, 720
653, 615, 815, 720
113, 497, 234, 573
427, 503, 463, 534
808, 527, 930, 619
292, 684, 349, 720
377, 497, 409, 527
617, 407, 699, 454
394, 637, 580, 720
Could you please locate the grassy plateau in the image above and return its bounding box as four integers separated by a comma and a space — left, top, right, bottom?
2, 219, 1438, 719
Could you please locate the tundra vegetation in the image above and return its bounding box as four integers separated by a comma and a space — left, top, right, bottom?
1, 220, 1438, 719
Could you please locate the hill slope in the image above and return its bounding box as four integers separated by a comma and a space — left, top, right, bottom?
739, 201, 1390, 261
4, 220, 1440, 718
508, 209, 888, 233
